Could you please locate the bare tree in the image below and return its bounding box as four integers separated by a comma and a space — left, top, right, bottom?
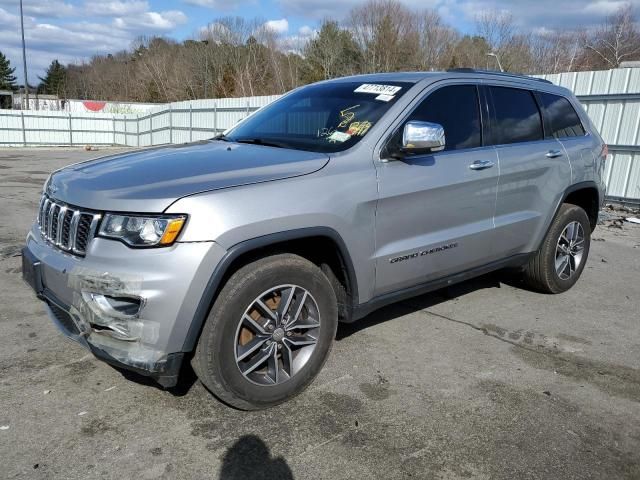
416, 9, 459, 70
349, 0, 420, 73
530, 30, 584, 74
474, 11, 535, 72
583, 4, 640, 68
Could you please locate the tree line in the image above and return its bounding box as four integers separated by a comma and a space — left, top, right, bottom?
2, 0, 640, 103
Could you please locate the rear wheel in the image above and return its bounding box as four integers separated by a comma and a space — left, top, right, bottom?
523, 203, 591, 293
193, 254, 338, 410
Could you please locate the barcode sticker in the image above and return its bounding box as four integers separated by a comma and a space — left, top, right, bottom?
354, 84, 402, 95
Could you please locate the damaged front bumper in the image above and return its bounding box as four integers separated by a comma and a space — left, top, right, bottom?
23, 225, 226, 387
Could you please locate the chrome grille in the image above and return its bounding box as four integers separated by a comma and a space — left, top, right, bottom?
37, 195, 101, 256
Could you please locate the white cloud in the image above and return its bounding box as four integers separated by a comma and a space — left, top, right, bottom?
85, 1, 150, 17
584, 0, 630, 15
0, 2, 188, 85
277, 0, 640, 30
264, 18, 289, 34
0, 6, 20, 26
453, 0, 640, 29
276, 0, 360, 19
182, 0, 226, 7
26, 0, 75, 17
113, 10, 188, 31
298, 25, 315, 37
0, 0, 75, 18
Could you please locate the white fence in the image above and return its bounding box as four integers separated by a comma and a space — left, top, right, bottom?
0, 95, 280, 148
1, 69, 640, 202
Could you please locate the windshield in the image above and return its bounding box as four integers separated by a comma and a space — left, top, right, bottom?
224, 81, 413, 153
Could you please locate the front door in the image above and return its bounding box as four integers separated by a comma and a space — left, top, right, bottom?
373, 84, 500, 296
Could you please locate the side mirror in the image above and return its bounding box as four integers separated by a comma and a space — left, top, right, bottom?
401, 121, 445, 154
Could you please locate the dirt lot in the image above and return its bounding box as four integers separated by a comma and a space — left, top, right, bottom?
1, 148, 639, 480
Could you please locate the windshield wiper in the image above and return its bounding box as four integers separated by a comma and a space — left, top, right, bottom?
212, 133, 229, 142
232, 138, 287, 149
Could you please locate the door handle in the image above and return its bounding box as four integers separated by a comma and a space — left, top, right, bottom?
546, 149, 563, 158
469, 160, 495, 170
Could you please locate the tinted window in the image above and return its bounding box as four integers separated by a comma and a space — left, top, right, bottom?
538, 92, 586, 138
490, 87, 543, 145
403, 85, 482, 151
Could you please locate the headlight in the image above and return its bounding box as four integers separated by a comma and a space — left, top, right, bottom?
98, 214, 187, 247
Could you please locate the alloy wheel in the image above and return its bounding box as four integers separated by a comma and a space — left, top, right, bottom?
555, 221, 585, 280
234, 285, 321, 386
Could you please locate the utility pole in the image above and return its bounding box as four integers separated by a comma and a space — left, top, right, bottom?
19, 0, 29, 109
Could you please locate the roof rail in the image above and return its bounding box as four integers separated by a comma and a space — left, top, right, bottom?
446, 68, 553, 85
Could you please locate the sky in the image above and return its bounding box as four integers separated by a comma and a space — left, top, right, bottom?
0, 0, 638, 84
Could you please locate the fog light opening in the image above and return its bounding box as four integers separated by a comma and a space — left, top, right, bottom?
81, 292, 146, 341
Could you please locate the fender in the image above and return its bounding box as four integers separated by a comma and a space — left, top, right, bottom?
181, 227, 358, 352
537, 180, 601, 252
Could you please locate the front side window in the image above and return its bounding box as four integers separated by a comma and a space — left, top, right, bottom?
225, 81, 412, 153
390, 85, 482, 154
489, 86, 543, 145
538, 92, 586, 138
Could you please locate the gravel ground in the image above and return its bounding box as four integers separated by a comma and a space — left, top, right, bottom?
1, 148, 639, 480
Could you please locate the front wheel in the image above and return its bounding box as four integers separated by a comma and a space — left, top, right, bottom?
193, 254, 338, 410
522, 203, 591, 293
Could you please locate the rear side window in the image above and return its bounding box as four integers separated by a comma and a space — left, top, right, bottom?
489, 87, 543, 145
404, 85, 482, 151
538, 92, 586, 138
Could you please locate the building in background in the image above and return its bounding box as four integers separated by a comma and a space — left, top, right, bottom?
0, 90, 12, 109
13, 92, 64, 111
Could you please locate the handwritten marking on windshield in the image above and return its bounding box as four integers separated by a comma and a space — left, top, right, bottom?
338, 105, 360, 128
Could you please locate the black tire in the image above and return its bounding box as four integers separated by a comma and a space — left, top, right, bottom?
523, 203, 591, 293
192, 253, 338, 410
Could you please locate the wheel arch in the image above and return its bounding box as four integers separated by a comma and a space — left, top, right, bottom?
562, 182, 601, 231
537, 181, 601, 253
181, 227, 358, 352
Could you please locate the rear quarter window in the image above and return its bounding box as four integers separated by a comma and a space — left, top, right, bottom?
538, 92, 586, 138
489, 86, 544, 145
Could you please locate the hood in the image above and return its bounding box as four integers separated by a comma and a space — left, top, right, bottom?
48, 141, 329, 212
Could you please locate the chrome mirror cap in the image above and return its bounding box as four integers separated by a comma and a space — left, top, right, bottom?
402, 121, 446, 153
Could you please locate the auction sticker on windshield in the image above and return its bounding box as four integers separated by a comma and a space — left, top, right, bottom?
327, 131, 351, 143
354, 84, 402, 96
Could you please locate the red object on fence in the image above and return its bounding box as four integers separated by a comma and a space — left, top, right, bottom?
83, 101, 106, 112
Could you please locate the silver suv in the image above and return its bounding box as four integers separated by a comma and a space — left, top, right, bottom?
23, 70, 606, 409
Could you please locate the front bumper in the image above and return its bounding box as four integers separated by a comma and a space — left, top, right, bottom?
23, 225, 226, 387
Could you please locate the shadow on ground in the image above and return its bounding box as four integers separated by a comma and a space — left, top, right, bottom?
218, 435, 294, 480
336, 269, 523, 340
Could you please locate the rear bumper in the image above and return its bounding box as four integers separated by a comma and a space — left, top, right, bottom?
23, 225, 226, 387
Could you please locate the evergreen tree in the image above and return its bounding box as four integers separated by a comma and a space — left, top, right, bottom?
0, 51, 17, 91
38, 60, 67, 96
302, 21, 361, 83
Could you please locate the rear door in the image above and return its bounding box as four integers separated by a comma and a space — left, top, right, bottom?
536, 91, 596, 186
373, 83, 500, 296
488, 85, 571, 257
